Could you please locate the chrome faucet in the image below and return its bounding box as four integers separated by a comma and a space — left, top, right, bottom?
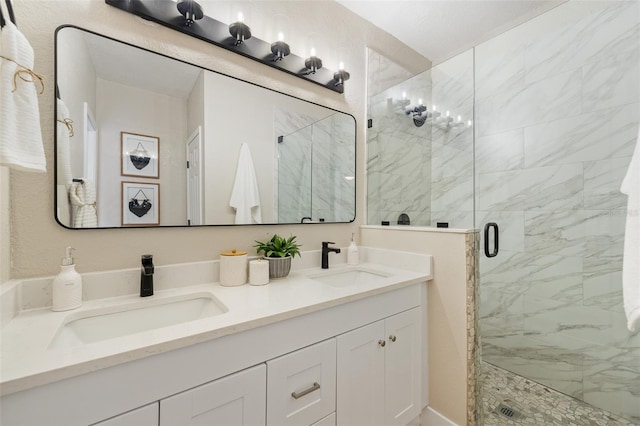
140, 254, 154, 297
321, 242, 341, 269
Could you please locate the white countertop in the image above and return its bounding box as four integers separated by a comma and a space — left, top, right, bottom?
0, 248, 432, 396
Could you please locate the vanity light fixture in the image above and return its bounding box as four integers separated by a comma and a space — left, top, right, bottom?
304, 48, 323, 75
176, 0, 203, 27
333, 61, 350, 87
270, 32, 290, 61
229, 12, 251, 46
105, 0, 348, 93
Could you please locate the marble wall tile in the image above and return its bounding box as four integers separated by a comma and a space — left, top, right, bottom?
482, 338, 585, 398
475, 45, 525, 100
476, 68, 583, 138
583, 361, 640, 422
583, 45, 640, 112
430, 174, 473, 213
525, 1, 639, 85
477, 163, 583, 212
523, 102, 639, 168
475, 129, 524, 174
584, 157, 633, 211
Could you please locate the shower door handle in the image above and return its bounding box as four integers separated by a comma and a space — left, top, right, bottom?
484, 222, 499, 258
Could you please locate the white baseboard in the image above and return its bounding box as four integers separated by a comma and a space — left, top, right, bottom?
422, 406, 458, 426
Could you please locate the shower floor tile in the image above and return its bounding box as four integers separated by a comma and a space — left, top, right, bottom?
480, 362, 637, 425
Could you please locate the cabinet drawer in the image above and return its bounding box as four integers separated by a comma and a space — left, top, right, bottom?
267, 339, 336, 426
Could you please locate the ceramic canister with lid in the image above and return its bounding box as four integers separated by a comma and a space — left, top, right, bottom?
219, 249, 248, 286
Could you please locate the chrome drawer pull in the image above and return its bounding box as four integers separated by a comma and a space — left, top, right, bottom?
291, 382, 321, 399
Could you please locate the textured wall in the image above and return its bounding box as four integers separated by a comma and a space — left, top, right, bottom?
5, 0, 429, 278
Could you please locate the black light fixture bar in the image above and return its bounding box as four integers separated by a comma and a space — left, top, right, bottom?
105, 0, 345, 94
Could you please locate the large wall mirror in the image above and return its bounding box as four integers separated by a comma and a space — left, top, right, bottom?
55, 26, 356, 228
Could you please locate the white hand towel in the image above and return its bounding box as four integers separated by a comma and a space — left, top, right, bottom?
621, 128, 640, 332
56, 99, 72, 184
69, 180, 97, 228
0, 19, 46, 172
230, 143, 262, 224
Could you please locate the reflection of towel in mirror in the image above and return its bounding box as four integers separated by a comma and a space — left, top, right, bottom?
0, 18, 46, 172
56, 99, 72, 184
230, 143, 262, 224
621, 129, 640, 332
68, 180, 97, 228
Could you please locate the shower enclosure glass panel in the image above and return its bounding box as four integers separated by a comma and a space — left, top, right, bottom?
366, 50, 474, 229
475, 1, 640, 421
277, 113, 355, 223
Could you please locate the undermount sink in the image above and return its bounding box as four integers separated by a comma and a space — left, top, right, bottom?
49, 292, 228, 349
309, 267, 392, 287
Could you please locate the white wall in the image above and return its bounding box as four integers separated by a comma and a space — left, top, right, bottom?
0, 167, 9, 283
6, 0, 428, 278
96, 79, 188, 227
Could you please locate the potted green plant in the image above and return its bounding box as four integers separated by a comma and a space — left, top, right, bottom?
254, 234, 301, 278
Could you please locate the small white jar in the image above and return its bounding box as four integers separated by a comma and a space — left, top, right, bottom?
219, 250, 248, 286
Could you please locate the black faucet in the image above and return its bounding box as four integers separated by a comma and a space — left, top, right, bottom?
301, 216, 312, 223
321, 242, 341, 269
140, 254, 154, 297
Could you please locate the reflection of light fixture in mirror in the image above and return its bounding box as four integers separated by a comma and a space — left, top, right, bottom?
177, 0, 204, 26
229, 12, 252, 46
333, 61, 350, 87
344, 175, 355, 181
304, 48, 323, 75
271, 32, 290, 61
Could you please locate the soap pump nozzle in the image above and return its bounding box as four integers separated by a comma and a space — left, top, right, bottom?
62, 246, 75, 266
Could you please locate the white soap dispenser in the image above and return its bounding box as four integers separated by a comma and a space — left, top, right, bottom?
347, 233, 359, 265
52, 246, 83, 311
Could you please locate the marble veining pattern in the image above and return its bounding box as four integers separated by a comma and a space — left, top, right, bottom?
476, 1, 640, 421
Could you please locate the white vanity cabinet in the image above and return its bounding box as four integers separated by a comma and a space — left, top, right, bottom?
160, 364, 266, 426
91, 403, 159, 426
1, 283, 426, 426
336, 307, 421, 426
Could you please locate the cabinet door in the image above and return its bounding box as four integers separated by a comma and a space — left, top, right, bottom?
384, 308, 421, 426
336, 321, 385, 426
91, 403, 159, 426
267, 339, 336, 426
160, 364, 266, 426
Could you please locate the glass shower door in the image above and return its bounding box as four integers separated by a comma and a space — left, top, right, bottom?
475, 1, 640, 421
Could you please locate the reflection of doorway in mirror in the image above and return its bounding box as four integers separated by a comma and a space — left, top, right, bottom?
186, 127, 204, 226
83, 102, 98, 216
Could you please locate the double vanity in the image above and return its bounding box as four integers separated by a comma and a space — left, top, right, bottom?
0, 247, 432, 426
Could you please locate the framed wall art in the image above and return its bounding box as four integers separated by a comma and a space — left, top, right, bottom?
121, 132, 160, 178
121, 181, 160, 226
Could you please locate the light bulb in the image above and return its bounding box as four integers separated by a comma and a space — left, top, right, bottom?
237, 12, 244, 22
432, 105, 437, 111
339, 61, 345, 71
467, 120, 473, 127
418, 98, 423, 105
402, 92, 407, 100
278, 32, 284, 41
457, 115, 462, 122
310, 47, 316, 57
445, 110, 450, 117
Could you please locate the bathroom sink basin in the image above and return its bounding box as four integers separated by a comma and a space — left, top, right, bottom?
309, 267, 392, 287
49, 292, 228, 349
